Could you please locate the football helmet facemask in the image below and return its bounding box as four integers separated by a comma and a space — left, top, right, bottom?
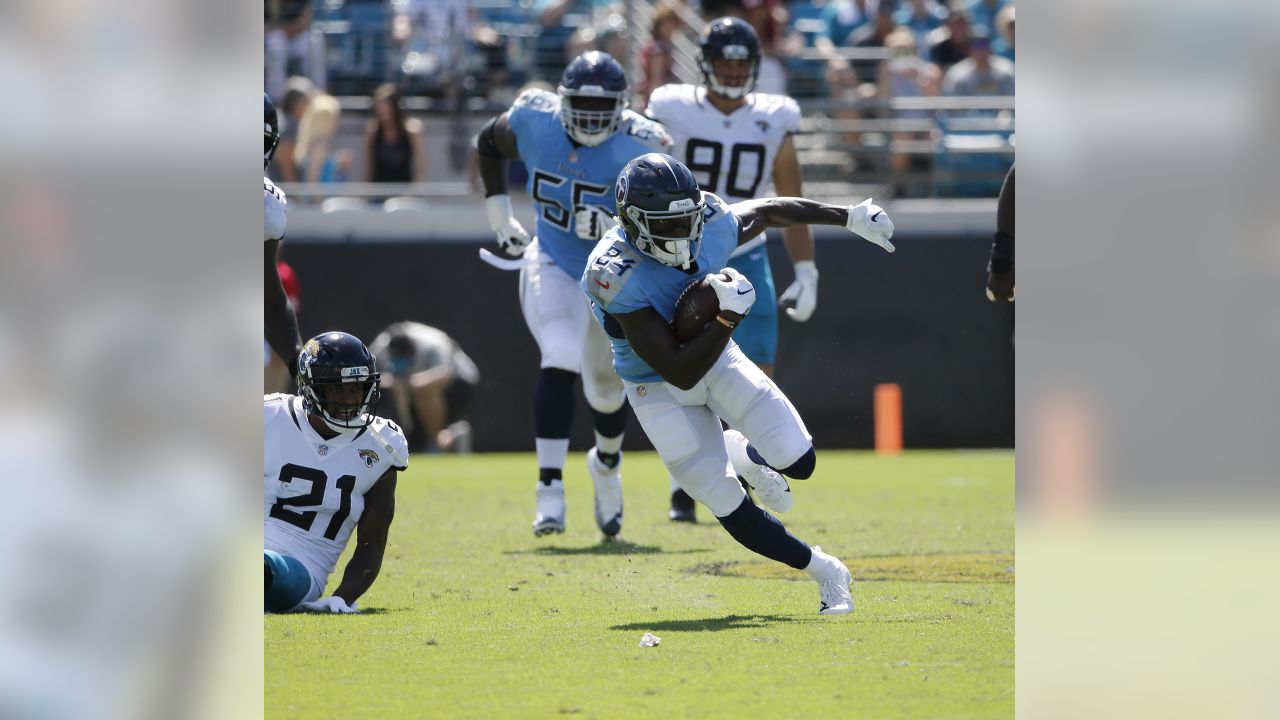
557, 51, 630, 147
616, 153, 706, 271
297, 331, 381, 432
698, 17, 762, 100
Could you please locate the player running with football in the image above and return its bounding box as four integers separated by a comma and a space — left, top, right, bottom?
265, 93, 302, 375
474, 52, 674, 540
265, 332, 409, 614
645, 18, 820, 522
581, 153, 895, 614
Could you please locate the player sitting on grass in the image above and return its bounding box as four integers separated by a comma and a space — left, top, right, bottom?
264, 332, 408, 614
581, 153, 895, 614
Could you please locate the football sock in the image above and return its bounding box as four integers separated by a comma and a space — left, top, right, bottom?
805, 545, 841, 580
590, 404, 626, 468
715, 495, 812, 570
669, 474, 682, 494
534, 369, 576, 484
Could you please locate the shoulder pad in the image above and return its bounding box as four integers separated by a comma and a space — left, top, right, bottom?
368, 417, 410, 470
773, 95, 802, 133
621, 112, 674, 151
645, 84, 694, 120
512, 87, 560, 114
264, 393, 293, 421
584, 236, 641, 309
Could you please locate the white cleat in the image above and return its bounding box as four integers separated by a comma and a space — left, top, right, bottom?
814, 547, 854, 615
532, 479, 566, 536
743, 463, 793, 514
587, 448, 623, 538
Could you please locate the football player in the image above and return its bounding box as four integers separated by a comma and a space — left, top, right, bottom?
474, 51, 674, 539
264, 332, 409, 613
581, 154, 895, 614
645, 18, 818, 522
265, 93, 302, 375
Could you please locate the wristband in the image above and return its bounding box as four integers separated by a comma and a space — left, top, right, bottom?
715, 314, 738, 330
988, 230, 1015, 273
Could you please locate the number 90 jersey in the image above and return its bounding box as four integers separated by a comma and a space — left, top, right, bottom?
506, 88, 673, 276
263, 394, 408, 592
645, 84, 800, 202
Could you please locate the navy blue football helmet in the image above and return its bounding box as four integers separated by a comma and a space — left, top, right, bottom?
297, 331, 381, 431
615, 153, 705, 270
557, 51, 631, 147
699, 17, 761, 100
265, 93, 280, 169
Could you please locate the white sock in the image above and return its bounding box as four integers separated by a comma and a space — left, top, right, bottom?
804, 546, 840, 580
669, 473, 681, 494
593, 431, 623, 457
535, 438, 570, 470
723, 429, 755, 478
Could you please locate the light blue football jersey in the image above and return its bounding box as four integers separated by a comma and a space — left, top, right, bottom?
582, 192, 740, 383
506, 88, 673, 276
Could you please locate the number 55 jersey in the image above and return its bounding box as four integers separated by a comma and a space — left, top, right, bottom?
263, 393, 408, 592
506, 87, 673, 276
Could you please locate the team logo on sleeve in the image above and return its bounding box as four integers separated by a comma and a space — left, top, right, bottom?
359, 449, 380, 468
755, 120, 771, 133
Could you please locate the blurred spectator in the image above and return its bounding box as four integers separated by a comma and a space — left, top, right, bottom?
264, 0, 327, 103
941, 29, 1013, 97
964, 0, 1009, 39
295, 94, 352, 189
994, 4, 1015, 62
637, 3, 682, 110
566, 12, 629, 68
268, 77, 314, 183
878, 28, 941, 192
894, 0, 949, 59
534, 0, 620, 82
819, 0, 878, 48
928, 6, 972, 71
727, 0, 791, 94
363, 84, 425, 183
393, 0, 505, 98
368, 321, 481, 453
847, 5, 897, 84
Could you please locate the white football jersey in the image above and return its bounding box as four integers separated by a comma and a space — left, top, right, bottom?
264, 177, 287, 242
646, 84, 802, 255
263, 394, 408, 595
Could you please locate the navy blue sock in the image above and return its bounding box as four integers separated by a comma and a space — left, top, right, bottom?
716, 495, 813, 570
747, 444, 817, 480
590, 402, 628, 468
534, 368, 578, 439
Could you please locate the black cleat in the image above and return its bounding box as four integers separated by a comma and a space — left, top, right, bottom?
668, 489, 698, 523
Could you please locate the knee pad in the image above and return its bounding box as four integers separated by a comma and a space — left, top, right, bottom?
671, 455, 746, 517
264, 550, 312, 613
778, 447, 817, 480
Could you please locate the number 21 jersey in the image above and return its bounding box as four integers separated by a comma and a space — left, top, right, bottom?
263, 394, 408, 591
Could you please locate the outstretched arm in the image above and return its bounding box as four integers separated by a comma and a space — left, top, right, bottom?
330, 469, 397, 606
772, 136, 819, 322
264, 238, 301, 371
732, 195, 895, 252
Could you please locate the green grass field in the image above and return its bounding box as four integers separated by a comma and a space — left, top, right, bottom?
266, 450, 1013, 719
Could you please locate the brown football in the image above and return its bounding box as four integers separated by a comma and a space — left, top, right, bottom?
672, 274, 724, 343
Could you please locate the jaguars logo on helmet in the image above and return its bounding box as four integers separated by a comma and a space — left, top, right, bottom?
615, 153, 706, 270
265, 93, 280, 169
296, 331, 382, 432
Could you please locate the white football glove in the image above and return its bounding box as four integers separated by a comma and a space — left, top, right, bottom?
301, 596, 360, 614
847, 198, 895, 252
707, 267, 756, 316
779, 260, 819, 322
574, 205, 618, 241
486, 194, 531, 257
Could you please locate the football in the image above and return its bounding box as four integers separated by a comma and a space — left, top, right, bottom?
672, 274, 724, 342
